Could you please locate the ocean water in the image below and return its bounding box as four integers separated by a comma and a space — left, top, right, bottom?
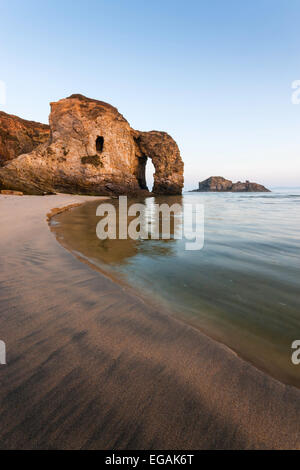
51, 189, 300, 388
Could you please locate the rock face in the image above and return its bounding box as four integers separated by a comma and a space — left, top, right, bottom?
231, 180, 270, 192
0, 111, 50, 166
134, 131, 184, 195
0, 189, 23, 196
0, 95, 184, 195
192, 176, 270, 192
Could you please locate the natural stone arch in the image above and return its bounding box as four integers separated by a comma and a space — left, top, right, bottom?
0, 95, 184, 196
135, 131, 184, 195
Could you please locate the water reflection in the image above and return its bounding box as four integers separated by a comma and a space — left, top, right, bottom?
53, 196, 184, 265
52, 191, 300, 388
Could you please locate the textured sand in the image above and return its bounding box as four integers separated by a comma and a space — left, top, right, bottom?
0, 194, 299, 449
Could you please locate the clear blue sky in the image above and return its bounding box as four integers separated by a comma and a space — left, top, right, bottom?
1, 0, 300, 189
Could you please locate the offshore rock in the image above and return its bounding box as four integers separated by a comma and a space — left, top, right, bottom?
191, 176, 270, 192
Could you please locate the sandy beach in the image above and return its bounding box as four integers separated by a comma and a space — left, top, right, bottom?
0, 194, 299, 450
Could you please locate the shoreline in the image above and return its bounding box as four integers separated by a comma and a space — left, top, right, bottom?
49, 199, 300, 391
0, 194, 300, 449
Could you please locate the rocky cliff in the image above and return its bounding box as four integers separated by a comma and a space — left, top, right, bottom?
0, 111, 50, 166
0, 95, 184, 195
191, 176, 270, 192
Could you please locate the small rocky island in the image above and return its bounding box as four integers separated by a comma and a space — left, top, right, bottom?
191, 176, 270, 192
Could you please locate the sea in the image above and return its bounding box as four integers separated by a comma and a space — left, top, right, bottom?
51, 188, 300, 388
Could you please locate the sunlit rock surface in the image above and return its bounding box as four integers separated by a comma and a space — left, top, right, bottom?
0, 95, 184, 195
0, 111, 50, 166
191, 176, 270, 192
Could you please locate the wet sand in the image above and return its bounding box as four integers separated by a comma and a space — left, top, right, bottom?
0, 194, 299, 449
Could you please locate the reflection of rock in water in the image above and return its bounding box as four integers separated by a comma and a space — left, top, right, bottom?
52, 196, 184, 265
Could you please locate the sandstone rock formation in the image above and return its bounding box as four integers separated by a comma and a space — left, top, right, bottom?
0, 95, 184, 195
231, 180, 270, 192
134, 131, 184, 195
0, 111, 50, 166
0, 189, 23, 196
191, 176, 270, 192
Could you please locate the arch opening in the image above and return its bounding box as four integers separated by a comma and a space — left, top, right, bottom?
96, 136, 104, 153
145, 157, 155, 192
137, 155, 155, 191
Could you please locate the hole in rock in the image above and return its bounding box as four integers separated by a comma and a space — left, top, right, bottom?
137, 156, 155, 191
96, 136, 104, 153
145, 157, 155, 192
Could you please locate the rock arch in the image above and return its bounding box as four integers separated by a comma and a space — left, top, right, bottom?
0, 95, 184, 195
134, 131, 184, 195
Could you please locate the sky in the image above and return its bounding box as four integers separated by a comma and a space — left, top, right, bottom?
0, 0, 300, 190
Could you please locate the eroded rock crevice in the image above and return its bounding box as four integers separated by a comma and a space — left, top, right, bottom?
136, 155, 148, 190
